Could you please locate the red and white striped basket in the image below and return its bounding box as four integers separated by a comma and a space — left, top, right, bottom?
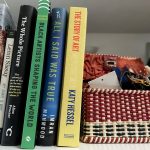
80, 53, 150, 144
80, 88, 150, 143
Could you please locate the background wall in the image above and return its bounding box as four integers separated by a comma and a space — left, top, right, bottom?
2, 0, 150, 64
86, 33, 150, 64
4, 0, 150, 33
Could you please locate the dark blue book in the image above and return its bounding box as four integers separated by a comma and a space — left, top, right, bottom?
36, 8, 67, 146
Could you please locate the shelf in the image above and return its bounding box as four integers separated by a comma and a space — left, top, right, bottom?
0, 1, 150, 150
0, 143, 150, 150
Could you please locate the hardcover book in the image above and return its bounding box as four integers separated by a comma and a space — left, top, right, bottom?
21, 0, 50, 149
1, 5, 37, 145
57, 7, 87, 147
36, 8, 67, 146
0, 31, 15, 141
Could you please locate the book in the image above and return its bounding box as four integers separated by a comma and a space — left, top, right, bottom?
36, 8, 67, 146
57, 7, 87, 147
1, 5, 37, 146
21, 0, 50, 149
0, 31, 15, 141
0, 30, 6, 81
0, 4, 15, 80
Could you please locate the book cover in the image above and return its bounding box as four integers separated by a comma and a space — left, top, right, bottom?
21, 0, 50, 149
36, 8, 67, 146
0, 31, 15, 141
57, 7, 87, 147
0, 4, 15, 79
1, 5, 37, 146
0, 30, 6, 81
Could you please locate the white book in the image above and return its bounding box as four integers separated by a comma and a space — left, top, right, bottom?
0, 31, 15, 136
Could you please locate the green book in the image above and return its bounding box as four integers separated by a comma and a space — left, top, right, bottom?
21, 0, 50, 149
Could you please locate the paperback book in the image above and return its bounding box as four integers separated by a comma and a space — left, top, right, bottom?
0, 3, 15, 80
0, 30, 6, 81
0, 30, 15, 141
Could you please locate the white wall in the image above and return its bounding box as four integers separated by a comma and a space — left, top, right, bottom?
86, 33, 150, 64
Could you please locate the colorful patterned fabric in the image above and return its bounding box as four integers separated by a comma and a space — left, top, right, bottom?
83, 53, 147, 81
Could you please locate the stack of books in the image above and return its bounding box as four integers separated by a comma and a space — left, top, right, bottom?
0, 0, 87, 149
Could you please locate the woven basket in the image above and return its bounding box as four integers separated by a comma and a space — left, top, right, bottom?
80, 53, 150, 144
80, 88, 150, 143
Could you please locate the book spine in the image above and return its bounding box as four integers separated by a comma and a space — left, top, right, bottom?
57, 7, 87, 147
0, 30, 7, 81
0, 31, 15, 141
36, 8, 67, 146
1, 5, 37, 146
21, 0, 50, 149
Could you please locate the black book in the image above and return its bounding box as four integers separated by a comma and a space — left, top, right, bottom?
1, 5, 37, 146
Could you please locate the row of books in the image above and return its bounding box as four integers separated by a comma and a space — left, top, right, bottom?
0, 0, 87, 149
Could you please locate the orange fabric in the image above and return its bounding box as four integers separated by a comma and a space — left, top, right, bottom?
83, 53, 147, 81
